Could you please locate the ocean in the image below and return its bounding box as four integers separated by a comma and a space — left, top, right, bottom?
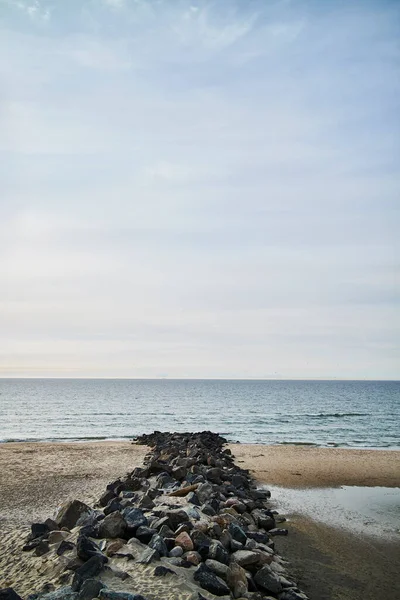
1, 379, 399, 448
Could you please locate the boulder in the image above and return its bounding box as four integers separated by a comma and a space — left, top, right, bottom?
254, 565, 283, 594
232, 550, 260, 567
55, 500, 92, 530
0, 591, 23, 600
148, 534, 168, 557
205, 559, 229, 579
227, 562, 248, 598
72, 555, 107, 592
76, 535, 106, 562
194, 563, 231, 597
99, 511, 127, 539
196, 482, 214, 504
228, 522, 247, 545
175, 531, 194, 552
78, 579, 104, 600
182, 550, 202, 565
169, 546, 183, 557
123, 508, 148, 535
135, 526, 158, 544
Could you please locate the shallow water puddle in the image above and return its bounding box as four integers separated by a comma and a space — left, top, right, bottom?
265, 484, 400, 539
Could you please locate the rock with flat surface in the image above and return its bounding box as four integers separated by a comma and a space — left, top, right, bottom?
55, 500, 92, 530
99, 511, 127, 539
254, 565, 283, 594
194, 563, 231, 597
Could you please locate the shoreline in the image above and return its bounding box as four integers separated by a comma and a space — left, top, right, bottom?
1, 439, 399, 600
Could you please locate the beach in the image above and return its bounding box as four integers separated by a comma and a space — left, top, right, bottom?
0, 441, 399, 599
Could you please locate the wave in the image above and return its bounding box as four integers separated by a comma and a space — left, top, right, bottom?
305, 412, 369, 418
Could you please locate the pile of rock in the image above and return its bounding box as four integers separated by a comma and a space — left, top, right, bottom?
1, 431, 308, 600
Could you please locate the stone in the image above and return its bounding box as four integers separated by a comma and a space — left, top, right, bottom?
232, 550, 260, 567
208, 540, 230, 565
29, 522, 49, 540
135, 526, 158, 544
254, 565, 283, 594
106, 538, 126, 557
167, 484, 199, 497
196, 482, 214, 504
193, 563, 231, 597
169, 545, 183, 557
205, 559, 229, 579
57, 540, 75, 556
201, 503, 217, 516
175, 531, 194, 552
154, 565, 175, 577
183, 550, 202, 565
159, 524, 175, 538
232, 474, 249, 489
99, 489, 116, 507
99, 511, 127, 539
148, 534, 168, 557
137, 547, 159, 564
35, 540, 50, 556
247, 531, 270, 545
229, 523, 247, 545
206, 467, 223, 483
0, 591, 23, 600
123, 507, 148, 535
104, 498, 123, 516
268, 528, 288, 536
78, 579, 104, 600
55, 500, 92, 530
138, 495, 155, 510
172, 465, 187, 480
99, 592, 147, 600
39, 588, 78, 600
48, 530, 69, 545
252, 510, 275, 531
72, 555, 107, 592
227, 562, 248, 599
76, 536, 106, 562
186, 492, 200, 505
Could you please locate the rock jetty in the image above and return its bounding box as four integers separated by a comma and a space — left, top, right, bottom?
1, 431, 308, 600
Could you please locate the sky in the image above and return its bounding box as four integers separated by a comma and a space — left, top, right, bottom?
0, 0, 399, 379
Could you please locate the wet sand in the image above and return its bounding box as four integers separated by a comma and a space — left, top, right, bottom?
228, 443, 400, 487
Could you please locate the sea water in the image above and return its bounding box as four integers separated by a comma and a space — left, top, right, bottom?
0, 379, 399, 447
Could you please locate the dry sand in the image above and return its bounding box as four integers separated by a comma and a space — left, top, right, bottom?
228, 443, 400, 487
1, 441, 400, 599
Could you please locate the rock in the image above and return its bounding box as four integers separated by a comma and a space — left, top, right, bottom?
169, 545, 183, 557
167, 484, 199, 497
72, 555, 107, 591
55, 500, 92, 530
148, 534, 168, 557
35, 540, 50, 556
99, 592, 147, 600
252, 510, 275, 531
232, 474, 249, 489
206, 467, 223, 483
232, 550, 260, 567
175, 531, 194, 552
154, 565, 175, 577
138, 495, 155, 510
268, 528, 288, 536
48, 530, 69, 545
99, 511, 127, 539
0, 590, 23, 600
254, 565, 283, 594
78, 579, 104, 600
201, 503, 217, 516
99, 489, 116, 507
186, 492, 201, 505
57, 540, 75, 556
76, 536, 106, 562
196, 482, 214, 504
172, 465, 187, 480
227, 562, 248, 598
247, 531, 270, 545
183, 550, 202, 565
205, 559, 229, 579
29, 522, 49, 540
106, 538, 126, 557
39, 588, 78, 600
137, 547, 159, 564
229, 523, 247, 545
208, 540, 230, 565
104, 498, 123, 516
159, 524, 175, 538
135, 526, 158, 544
194, 563, 231, 596
123, 508, 148, 535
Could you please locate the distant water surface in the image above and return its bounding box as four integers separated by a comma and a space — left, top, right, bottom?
0, 379, 399, 448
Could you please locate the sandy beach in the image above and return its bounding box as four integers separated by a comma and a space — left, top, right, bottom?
0, 441, 399, 599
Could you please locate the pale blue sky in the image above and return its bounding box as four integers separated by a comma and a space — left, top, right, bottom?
1, 0, 399, 378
